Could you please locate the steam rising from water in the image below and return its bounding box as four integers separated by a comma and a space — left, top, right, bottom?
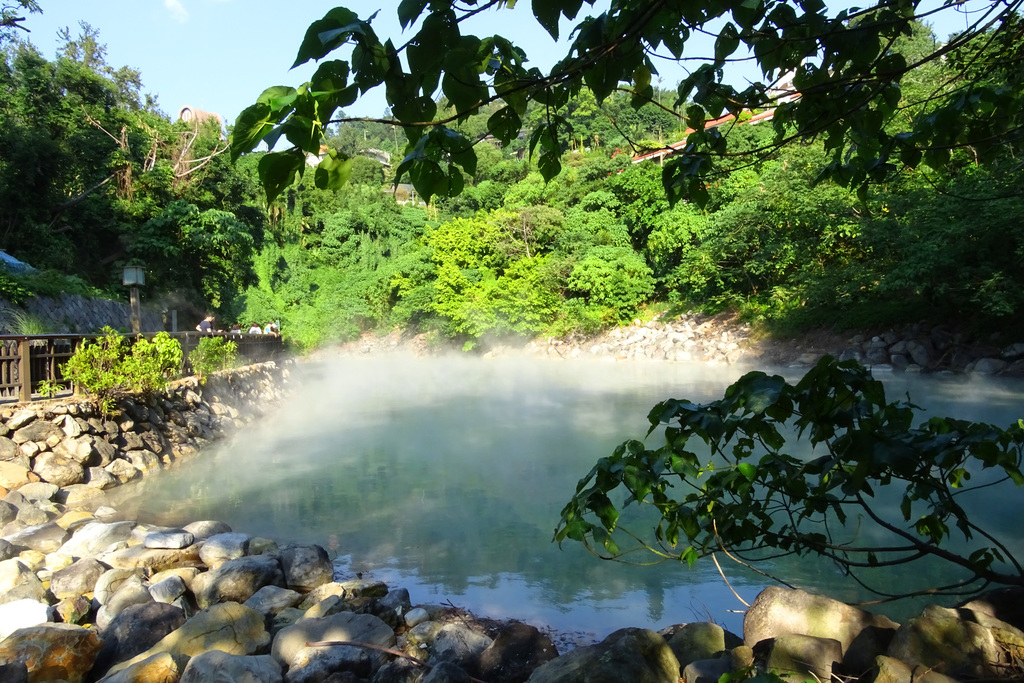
118, 355, 1024, 640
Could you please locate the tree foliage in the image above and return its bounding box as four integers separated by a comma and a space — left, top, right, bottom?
237, 0, 1024, 206
556, 357, 1024, 597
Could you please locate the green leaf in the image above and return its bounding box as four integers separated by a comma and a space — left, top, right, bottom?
487, 107, 522, 147
314, 149, 354, 191
292, 7, 361, 68
257, 150, 305, 204
230, 103, 274, 160
397, 0, 428, 28
737, 462, 757, 482
532, 0, 560, 40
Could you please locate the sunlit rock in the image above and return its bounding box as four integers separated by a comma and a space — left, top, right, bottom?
743, 586, 898, 674
96, 573, 154, 630
58, 521, 134, 559
106, 601, 269, 675
0, 623, 102, 683
4, 521, 70, 553
192, 554, 284, 609
198, 531, 250, 566
96, 651, 187, 683
0, 598, 51, 641
50, 557, 106, 598
272, 611, 395, 681
888, 604, 1024, 680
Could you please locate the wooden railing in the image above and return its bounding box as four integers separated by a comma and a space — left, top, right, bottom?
0, 332, 284, 404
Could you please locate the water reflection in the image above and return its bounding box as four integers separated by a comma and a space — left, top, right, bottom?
117, 357, 1024, 640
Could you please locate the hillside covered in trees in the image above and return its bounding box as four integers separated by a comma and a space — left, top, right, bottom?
2, 8, 1022, 350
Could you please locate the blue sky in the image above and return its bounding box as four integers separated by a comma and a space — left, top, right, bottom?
19, 1, 980, 128
19, 1, 580, 124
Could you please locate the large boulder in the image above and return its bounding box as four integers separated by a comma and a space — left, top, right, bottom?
0, 460, 34, 489
763, 633, 843, 681
57, 521, 134, 559
278, 544, 333, 593
50, 557, 108, 599
525, 628, 680, 683
744, 586, 898, 674
179, 650, 283, 683
96, 652, 188, 683
888, 604, 1024, 679
0, 623, 102, 683
199, 532, 251, 566
32, 452, 85, 487
192, 554, 285, 609
667, 622, 733, 668
93, 602, 187, 678
0, 558, 48, 605
478, 622, 558, 683
106, 601, 270, 675
271, 611, 396, 680
0, 599, 51, 641
3, 521, 70, 553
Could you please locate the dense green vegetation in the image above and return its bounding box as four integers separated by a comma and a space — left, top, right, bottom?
1, 5, 1023, 353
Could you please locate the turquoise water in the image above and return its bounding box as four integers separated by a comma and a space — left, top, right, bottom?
121, 357, 1024, 641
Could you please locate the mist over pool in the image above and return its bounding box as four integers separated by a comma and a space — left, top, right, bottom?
115, 356, 1024, 641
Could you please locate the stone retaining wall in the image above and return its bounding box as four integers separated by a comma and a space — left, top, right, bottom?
0, 362, 289, 502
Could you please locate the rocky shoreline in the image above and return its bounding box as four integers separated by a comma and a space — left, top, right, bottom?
338, 314, 1024, 376
2, 359, 1024, 682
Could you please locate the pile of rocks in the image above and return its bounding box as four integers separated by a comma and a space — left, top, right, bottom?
525, 314, 1024, 376
3, 505, 1023, 683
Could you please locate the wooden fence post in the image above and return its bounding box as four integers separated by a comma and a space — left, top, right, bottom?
18, 339, 31, 403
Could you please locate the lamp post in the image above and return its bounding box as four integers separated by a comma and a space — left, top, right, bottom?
122, 265, 145, 334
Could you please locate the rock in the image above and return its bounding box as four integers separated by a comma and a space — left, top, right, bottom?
0, 599, 51, 641
12, 420, 62, 445
279, 543, 333, 593
93, 602, 187, 678
100, 541, 202, 572
0, 623, 102, 683
58, 521, 134, 559
667, 622, 729, 668
478, 622, 558, 683
764, 633, 843, 681
743, 586, 897, 673
199, 531, 251, 565
421, 661, 473, 682
7, 410, 37, 431
971, 358, 1007, 375
94, 567, 147, 605
14, 503, 49, 526
179, 651, 284, 683
183, 519, 232, 539
96, 651, 188, 683
0, 500, 16, 526
50, 557, 107, 598
104, 459, 141, 484
97, 573, 155, 630
4, 521, 70, 553
959, 587, 1024, 631
244, 585, 304, 617
682, 658, 734, 683
53, 594, 92, 625
887, 604, 1024, 679
146, 571, 186, 603
60, 484, 107, 507
144, 529, 195, 549
374, 588, 412, 628
0, 558, 48, 605
432, 623, 493, 674
192, 554, 285, 609
0, 460, 34, 489
85, 467, 119, 490
15, 482, 58, 503
124, 449, 160, 473
526, 628, 680, 683
299, 579, 389, 609
271, 611, 396, 676
106, 601, 270, 675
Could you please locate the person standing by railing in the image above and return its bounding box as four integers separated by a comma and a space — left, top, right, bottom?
196, 315, 215, 334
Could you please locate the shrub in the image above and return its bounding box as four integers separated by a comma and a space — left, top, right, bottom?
63, 327, 182, 413
189, 336, 238, 379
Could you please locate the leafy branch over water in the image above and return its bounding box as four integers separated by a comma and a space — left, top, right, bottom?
556, 357, 1024, 599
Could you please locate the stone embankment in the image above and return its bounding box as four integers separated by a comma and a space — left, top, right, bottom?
524, 313, 1024, 375
0, 294, 164, 335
